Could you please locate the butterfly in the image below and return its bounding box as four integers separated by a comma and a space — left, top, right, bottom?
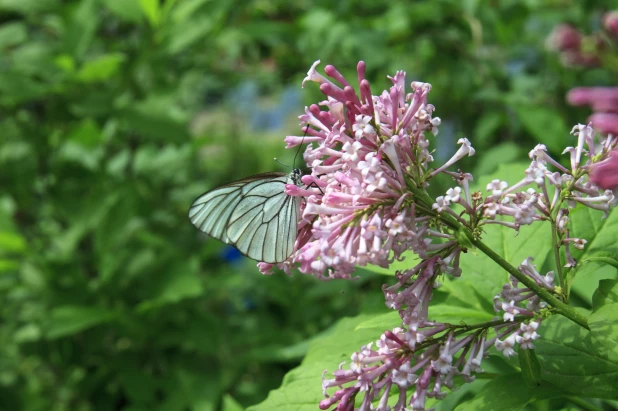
188, 168, 303, 263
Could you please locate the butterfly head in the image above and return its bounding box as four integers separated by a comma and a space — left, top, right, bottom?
291, 168, 303, 186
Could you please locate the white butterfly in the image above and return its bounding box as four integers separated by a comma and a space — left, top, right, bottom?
188, 169, 303, 263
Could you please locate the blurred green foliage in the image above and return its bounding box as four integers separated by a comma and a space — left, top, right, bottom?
0, 0, 615, 410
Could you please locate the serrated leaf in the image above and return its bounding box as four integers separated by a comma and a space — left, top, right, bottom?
588, 303, 618, 362
580, 251, 618, 269
569, 207, 618, 305
456, 373, 564, 410
535, 314, 618, 399
592, 280, 618, 311
452, 162, 553, 305
248, 315, 385, 411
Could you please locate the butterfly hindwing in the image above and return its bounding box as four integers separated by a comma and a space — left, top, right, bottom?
189, 172, 301, 263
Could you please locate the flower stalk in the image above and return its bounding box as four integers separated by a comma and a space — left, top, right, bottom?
261, 60, 617, 410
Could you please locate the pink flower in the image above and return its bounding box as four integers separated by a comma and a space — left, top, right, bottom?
590, 150, 618, 190
279, 60, 618, 411
547, 24, 582, 52
567, 87, 618, 135
547, 23, 599, 67
277, 60, 454, 279
604, 11, 618, 40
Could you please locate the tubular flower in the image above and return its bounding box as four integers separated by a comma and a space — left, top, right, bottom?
260, 61, 618, 411
261, 60, 469, 279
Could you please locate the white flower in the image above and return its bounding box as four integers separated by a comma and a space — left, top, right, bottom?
432, 196, 450, 212
486, 179, 508, 199
502, 300, 520, 322
392, 362, 418, 387
445, 187, 461, 203
495, 334, 517, 358
353, 115, 375, 138
302, 60, 326, 88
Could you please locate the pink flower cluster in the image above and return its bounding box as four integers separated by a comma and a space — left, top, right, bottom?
260, 60, 463, 279
546, 11, 618, 67
320, 328, 488, 411
259, 60, 618, 411
550, 10, 618, 137
478, 124, 618, 233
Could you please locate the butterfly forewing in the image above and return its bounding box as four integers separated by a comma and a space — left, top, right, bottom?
188, 171, 302, 263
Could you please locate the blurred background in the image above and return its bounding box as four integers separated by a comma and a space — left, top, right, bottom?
0, 0, 616, 410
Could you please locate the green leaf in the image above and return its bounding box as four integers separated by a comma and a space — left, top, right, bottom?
170, 0, 211, 23
164, 18, 214, 54
535, 314, 618, 399
453, 162, 553, 303
580, 251, 618, 270
118, 100, 190, 142
456, 373, 565, 410
66, 118, 103, 147
519, 349, 542, 387
136, 258, 204, 312
0, 22, 27, 49
355, 312, 400, 330
0, 72, 48, 106
139, 0, 161, 27
13, 324, 42, 343
473, 111, 505, 146
248, 315, 384, 411
65, 0, 99, 58
514, 105, 568, 153
103, 0, 143, 22
54, 54, 76, 73
76, 53, 126, 83
160, 369, 219, 411
46, 306, 119, 339
473, 142, 520, 176
360, 250, 420, 276
0, 0, 57, 14
221, 395, 244, 411
592, 280, 618, 311
428, 292, 495, 324
0, 258, 20, 273
588, 303, 618, 363
0, 231, 26, 254
569, 207, 618, 305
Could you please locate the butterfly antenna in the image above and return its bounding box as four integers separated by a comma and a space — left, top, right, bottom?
274, 157, 291, 168
293, 125, 309, 169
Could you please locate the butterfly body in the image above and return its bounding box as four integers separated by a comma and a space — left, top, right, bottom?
189, 169, 303, 263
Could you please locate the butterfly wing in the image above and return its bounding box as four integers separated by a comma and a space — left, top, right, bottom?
188, 172, 301, 263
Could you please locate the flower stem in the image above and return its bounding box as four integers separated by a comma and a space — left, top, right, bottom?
550, 220, 565, 291
463, 228, 589, 330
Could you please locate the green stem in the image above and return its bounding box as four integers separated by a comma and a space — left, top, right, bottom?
404, 174, 588, 328
550, 220, 565, 291
463, 228, 589, 330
